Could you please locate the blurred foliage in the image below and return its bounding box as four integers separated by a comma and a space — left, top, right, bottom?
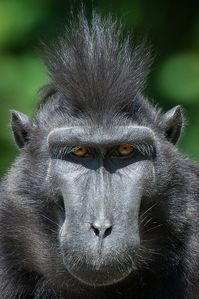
0, 0, 199, 176
158, 53, 199, 102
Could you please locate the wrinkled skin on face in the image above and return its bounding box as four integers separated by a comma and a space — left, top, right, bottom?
47, 125, 156, 286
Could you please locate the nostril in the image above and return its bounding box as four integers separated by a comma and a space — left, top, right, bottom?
91, 224, 100, 237
104, 226, 112, 238
91, 223, 113, 238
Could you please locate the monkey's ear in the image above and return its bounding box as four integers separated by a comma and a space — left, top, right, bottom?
10, 110, 32, 149
161, 105, 184, 144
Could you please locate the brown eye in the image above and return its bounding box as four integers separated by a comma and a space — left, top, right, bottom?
72, 146, 90, 157
117, 144, 133, 156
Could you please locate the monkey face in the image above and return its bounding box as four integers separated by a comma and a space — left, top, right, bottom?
47, 125, 156, 286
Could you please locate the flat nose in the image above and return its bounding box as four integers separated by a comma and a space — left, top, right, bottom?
91, 221, 113, 239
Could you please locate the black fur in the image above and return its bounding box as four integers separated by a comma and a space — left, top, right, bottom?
0, 11, 199, 299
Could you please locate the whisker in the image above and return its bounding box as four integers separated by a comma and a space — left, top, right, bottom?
41, 214, 62, 229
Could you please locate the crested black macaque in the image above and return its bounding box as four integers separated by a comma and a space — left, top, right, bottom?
0, 11, 199, 299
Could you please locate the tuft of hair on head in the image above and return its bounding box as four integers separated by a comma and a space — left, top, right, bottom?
40, 10, 153, 116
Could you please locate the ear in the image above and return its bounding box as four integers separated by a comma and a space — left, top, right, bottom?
161, 105, 184, 144
10, 110, 32, 149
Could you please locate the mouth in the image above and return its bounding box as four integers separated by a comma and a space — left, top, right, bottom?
62, 250, 134, 286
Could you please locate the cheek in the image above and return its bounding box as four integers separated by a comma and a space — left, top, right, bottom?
112, 162, 156, 229
139, 161, 156, 192
115, 161, 156, 197
49, 160, 89, 187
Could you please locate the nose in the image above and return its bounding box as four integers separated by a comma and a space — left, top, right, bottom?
91, 221, 113, 239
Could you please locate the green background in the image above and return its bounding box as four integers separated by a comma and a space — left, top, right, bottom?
0, 0, 199, 177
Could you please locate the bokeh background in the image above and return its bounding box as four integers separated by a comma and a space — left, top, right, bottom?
0, 0, 199, 177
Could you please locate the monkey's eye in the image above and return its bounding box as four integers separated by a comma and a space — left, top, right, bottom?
115, 144, 134, 156
71, 146, 90, 157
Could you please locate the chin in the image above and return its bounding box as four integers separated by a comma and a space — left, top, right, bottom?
62, 252, 135, 287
